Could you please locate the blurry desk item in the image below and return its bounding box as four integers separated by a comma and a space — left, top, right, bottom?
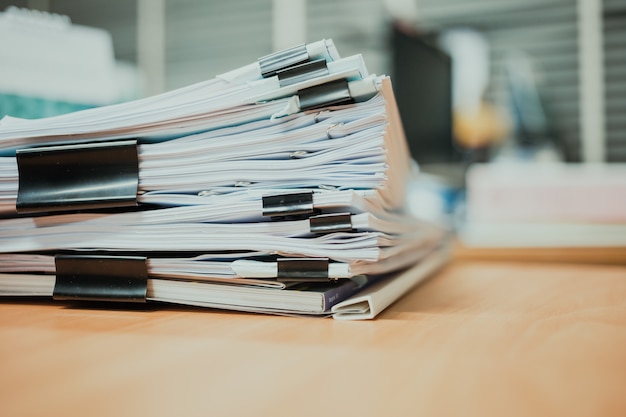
454, 241, 626, 265
1, 259, 626, 417
460, 163, 626, 255
0, 6, 120, 118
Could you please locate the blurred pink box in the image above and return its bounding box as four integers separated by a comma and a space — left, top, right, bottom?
466, 163, 626, 224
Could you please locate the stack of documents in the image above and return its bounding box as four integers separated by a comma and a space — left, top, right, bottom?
460, 162, 626, 249
0, 6, 120, 117
0, 40, 449, 319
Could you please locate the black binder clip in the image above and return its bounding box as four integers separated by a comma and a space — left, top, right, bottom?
16, 139, 139, 214
262, 191, 315, 217
53, 255, 148, 303
277, 258, 330, 282
309, 213, 353, 234
259, 44, 310, 78
297, 79, 354, 111
277, 59, 329, 87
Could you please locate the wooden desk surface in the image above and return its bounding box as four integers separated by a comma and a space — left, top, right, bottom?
1, 259, 625, 417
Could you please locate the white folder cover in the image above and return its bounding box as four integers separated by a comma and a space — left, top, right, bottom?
0, 244, 449, 319
331, 244, 450, 320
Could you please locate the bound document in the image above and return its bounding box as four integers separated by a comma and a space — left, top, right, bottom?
0, 39, 449, 320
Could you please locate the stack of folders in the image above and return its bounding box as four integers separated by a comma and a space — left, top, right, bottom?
0, 39, 450, 320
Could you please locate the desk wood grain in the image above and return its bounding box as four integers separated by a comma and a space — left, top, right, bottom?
1, 259, 625, 417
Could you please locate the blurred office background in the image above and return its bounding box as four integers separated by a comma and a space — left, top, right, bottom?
1, 0, 625, 164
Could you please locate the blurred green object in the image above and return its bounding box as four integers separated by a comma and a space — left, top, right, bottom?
0, 93, 93, 120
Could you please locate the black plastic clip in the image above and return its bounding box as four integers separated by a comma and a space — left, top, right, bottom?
53, 255, 148, 303
277, 258, 329, 282
259, 44, 309, 78
16, 140, 139, 214
298, 79, 354, 111
262, 191, 314, 217
277, 59, 329, 87
309, 213, 353, 234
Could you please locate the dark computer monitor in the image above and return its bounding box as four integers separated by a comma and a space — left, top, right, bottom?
390, 23, 456, 164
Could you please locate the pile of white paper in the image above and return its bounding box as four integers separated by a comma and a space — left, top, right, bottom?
0, 40, 449, 319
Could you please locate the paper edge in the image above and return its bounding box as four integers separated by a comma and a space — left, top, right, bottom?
330, 244, 450, 320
